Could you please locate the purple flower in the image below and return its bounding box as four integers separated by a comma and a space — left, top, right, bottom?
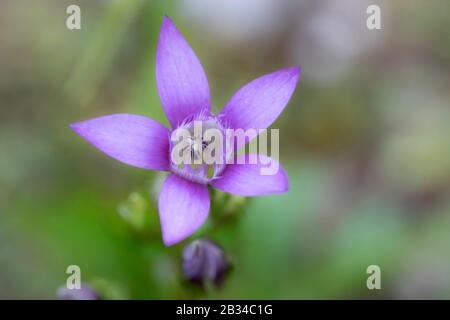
70, 16, 300, 246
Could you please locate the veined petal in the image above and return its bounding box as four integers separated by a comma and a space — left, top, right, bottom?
211, 154, 288, 196
70, 114, 170, 171
158, 174, 210, 246
156, 16, 211, 128
220, 67, 300, 131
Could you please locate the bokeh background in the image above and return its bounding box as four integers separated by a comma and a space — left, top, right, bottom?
1, 0, 450, 299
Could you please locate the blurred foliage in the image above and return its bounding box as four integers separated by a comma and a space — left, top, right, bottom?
0, 0, 449, 299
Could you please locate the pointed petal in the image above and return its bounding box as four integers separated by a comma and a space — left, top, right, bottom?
70, 114, 170, 171
221, 67, 300, 131
211, 154, 288, 196
156, 16, 211, 128
158, 174, 210, 246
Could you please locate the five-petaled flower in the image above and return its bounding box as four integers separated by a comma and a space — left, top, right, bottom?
70, 16, 300, 246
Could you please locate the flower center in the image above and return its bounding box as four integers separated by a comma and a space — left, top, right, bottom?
169, 115, 231, 184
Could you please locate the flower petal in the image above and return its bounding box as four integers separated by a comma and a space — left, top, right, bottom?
70, 114, 170, 171
210, 154, 288, 196
220, 67, 300, 131
156, 16, 211, 128
158, 174, 210, 246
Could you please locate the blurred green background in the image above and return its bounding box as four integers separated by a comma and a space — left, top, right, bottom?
1, 0, 450, 299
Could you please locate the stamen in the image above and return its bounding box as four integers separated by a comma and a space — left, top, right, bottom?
170, 115, 231, 184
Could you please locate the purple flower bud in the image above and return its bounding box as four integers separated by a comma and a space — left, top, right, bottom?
56, 283, 100, 300
182, 239, 228, 287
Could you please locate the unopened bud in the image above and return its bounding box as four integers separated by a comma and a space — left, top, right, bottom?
182, 239, 228, 287
56, 283, 100, 300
